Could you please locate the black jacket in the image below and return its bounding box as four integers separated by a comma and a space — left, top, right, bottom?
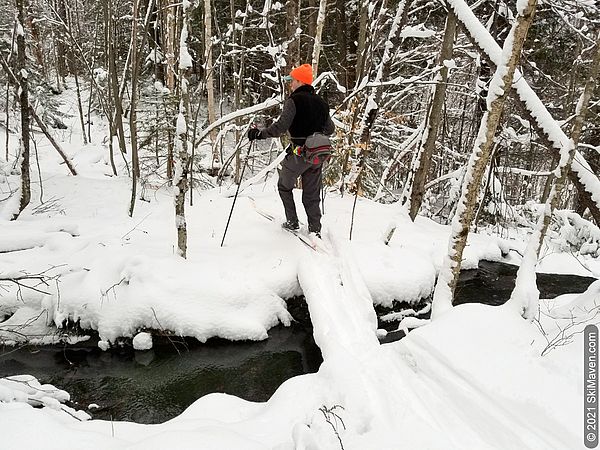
262, 85, 334, 146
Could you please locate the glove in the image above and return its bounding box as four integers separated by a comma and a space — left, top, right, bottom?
248, 128, 263, 141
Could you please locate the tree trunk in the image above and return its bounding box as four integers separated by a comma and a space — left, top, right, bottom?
174, 0, 194, 258
355, 0, 369, 83
335, 0, 349, 87
311, 0, 327, 75
165, 1, 176, 182
13, 0, 31, 221
408, 11, 457, 220
234, 4, 250, 183
25, 2, 45, 77
432, 0, 537, 317
204, 0, 218, 167
230, 0, 241, 183
4, 80, 9, 161
66, 8, 88, 145
286, 0, 300, 67
129, 0, 141, 217
5, 25, 14, 162
164, 0, 177, 92
108, 35, 128, 160
55, 0, 68, 81
30, 110, 77, 175
305, 0, 317, 62
85, 10, 99, 144
540, 153, 558, 203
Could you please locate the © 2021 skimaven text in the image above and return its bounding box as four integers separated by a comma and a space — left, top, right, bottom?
586, 324, 599, 449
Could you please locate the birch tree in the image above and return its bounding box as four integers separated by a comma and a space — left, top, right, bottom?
163, 0, 176, 92
311, 0, 327, 75
432, 0, 538, 318
174, 0, 194, 258
163, 0, 177, 180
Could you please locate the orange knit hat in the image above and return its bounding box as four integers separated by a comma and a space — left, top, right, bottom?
288, 64, 313, 85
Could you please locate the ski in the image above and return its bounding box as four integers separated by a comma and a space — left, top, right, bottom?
249, 198, 321, 251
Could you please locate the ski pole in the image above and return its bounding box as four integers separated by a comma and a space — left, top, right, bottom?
221, 140, 254, 247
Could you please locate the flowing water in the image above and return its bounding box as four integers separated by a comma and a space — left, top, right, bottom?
0, 324, 321, 423
0, 261, 596, 423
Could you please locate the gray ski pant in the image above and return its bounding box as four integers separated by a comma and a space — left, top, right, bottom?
278, 153, 322, 232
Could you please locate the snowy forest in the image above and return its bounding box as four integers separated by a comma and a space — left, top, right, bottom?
1, 0, 600, 448
1, 0, 598, 232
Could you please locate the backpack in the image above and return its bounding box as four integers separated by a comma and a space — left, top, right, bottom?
302, 132, 333, 165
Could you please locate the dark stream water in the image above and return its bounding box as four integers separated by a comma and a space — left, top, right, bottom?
0, 323, 320, 423
454, 260, 597, 306
0, 261, 596, 423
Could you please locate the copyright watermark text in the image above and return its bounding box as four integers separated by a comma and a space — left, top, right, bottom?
585, 324, 599, 448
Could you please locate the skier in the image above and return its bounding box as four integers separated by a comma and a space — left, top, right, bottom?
247, 64, 335, 238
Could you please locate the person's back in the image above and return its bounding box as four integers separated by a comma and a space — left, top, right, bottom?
248, 64, 334, 237
288, 85, 331, 146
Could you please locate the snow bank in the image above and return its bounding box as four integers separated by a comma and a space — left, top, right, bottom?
0, 301, 586, 449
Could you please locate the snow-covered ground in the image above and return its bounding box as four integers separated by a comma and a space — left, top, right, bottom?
0, 160, 593, 347
1, 85, 598, 448
0, 132, 515, 347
